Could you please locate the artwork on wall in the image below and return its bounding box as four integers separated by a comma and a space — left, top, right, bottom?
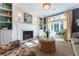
24, 13, 32, 24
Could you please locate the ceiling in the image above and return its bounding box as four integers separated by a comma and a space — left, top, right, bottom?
15, 3, 79, 17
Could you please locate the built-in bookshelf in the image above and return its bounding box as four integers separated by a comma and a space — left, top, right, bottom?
0, 3, 12, 30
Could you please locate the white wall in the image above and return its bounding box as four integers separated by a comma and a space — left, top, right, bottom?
12, 4, 39, 41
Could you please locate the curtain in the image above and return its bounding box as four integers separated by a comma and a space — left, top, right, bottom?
64, 10, 73, 41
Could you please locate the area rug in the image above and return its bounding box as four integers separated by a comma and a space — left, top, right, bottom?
31, 41, 74, 56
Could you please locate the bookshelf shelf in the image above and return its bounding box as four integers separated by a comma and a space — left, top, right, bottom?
0, 14, 12, 17
0, 21, 12, 23
0, 7, 12, 12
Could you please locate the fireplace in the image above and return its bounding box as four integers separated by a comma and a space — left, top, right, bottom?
23, 31, 33, 40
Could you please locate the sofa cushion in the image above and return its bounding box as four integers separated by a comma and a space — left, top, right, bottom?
28, 49, 36, 56
11, 40, 20, 47
9, 40, 20, 50
2, 44, 12, 51
74, 39, 79, 44
72, 32, 79, 38
0, 47, 7, 54
0, 45, 9, 54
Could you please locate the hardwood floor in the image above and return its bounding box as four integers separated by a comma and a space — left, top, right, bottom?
30, 41, 74, 56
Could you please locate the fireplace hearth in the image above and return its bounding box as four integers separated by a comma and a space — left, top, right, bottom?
23, 31, 33, 40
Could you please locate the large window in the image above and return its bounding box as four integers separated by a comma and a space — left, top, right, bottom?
48, 14, 65, 33
54, 23, 59, 32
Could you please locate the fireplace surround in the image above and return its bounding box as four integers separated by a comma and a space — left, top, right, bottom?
23, 31, 33, 40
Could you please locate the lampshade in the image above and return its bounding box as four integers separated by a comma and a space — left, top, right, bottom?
42, 3, 51, 10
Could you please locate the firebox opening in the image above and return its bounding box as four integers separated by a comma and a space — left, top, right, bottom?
23, 31, 33, 40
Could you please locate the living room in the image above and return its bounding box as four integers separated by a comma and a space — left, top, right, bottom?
0, 3, 79, 56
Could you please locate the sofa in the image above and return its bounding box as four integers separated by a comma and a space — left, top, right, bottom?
71, 32, 79, 56
0, 40, 36, 56
71, 38, 79, 56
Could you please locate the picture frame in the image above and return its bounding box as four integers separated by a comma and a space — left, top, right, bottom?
24, 13, 32, 24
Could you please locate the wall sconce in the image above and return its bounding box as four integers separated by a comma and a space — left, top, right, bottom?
17, 13, 22, 21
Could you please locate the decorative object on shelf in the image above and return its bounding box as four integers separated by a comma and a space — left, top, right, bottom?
24, 13, 32, 24
42, 3, 51, 10
7, 19, 10, 22
7, 12, 10, 16
2, 28, 8, 30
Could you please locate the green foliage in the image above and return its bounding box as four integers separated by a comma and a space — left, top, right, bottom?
56, 29, 66, 35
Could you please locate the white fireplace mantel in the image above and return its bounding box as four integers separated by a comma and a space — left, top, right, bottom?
12, 23, 38, 41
